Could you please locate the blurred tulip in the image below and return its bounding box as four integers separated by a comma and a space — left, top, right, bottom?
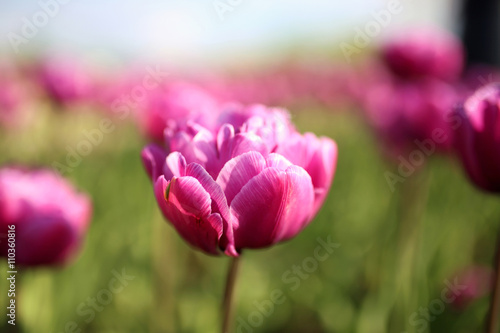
138, 81, 221, 141
359, 28, 466, 160
364, 77, 460, 158
382, 28, 464, 80
36, 58, 94, 107
142, 105, 337, 256
0, 167, 92, 266
0, 77, 24, 127
454, 83, 500, 193
452, 266, 493, 309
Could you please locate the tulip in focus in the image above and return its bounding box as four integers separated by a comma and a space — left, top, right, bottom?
454, 83, 500, 193
142, 104, 337, 256
0, 167, 92, 266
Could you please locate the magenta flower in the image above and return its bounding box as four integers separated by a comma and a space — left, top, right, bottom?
142, 105, 337, 256
454, 83, 500, 193
0, 167, 92, 266
382, 28, 464, 80
36, 58, 94, 107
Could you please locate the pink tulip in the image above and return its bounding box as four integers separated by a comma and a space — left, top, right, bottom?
0, 167, 92, 266
36, 58, 94, 106
382, 28, 464, 80
142, 105, 337, 256
454, 83, 500, 192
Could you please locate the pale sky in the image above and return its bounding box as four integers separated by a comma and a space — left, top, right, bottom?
0, 0, 460, 67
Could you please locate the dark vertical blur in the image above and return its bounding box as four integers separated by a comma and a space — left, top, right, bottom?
462, 0, 500, 67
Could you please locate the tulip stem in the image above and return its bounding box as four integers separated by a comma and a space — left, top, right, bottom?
222, 256, 241, 333
487, 228, 500, 333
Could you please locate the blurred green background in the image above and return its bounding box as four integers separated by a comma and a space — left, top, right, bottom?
1, 103, 498, 333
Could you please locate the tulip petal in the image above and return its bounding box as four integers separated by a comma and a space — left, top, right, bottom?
276, 133, 337, 215
17, 215, 78, 266
230, 133, 269, 158
217, 124, 235, 161
274, 165, 315, 242
230, 167, 285, 249
168, 125, 219, 176
167, 177, 211, 216
185, 162, 237, 256
455, 107, 490, 189
306, 136, 338, 215
216, 151, 266, 206
141, 144, 167, 181
230, 165, 314, 249
165, 152, 187, 178
474, 103, 500, 187
154, 176, 223, 255
266, 153, 293, 170
275, 132, 315, 168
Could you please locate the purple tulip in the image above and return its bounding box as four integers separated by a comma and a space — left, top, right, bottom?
0, 167, 92, 266
359, 28, 466, 160
142, 105, 337, 256
364, 77, 460, 158
454, 83, 500, 192
382, 28, 464, 80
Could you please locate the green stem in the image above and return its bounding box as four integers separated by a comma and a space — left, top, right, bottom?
222, 256, 241, 333
395, 166, 430, 332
